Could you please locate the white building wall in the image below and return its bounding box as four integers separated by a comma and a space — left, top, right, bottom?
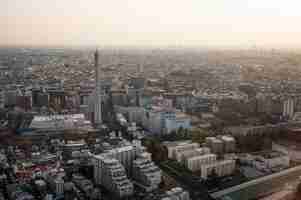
185, 154, 217, 172
283, 99, 295, 119
201, 160, 236, 179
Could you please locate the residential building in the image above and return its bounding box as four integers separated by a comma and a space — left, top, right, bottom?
132, 155, 162, 191
218, 135, 236, 153
93, 155, 133, 198
283, 98, 295, 119
205, 137, 224, 154
164, 141, 200, 160
201, 160, 236, 180
175, 147, 211, 163
185, 154, 217, 172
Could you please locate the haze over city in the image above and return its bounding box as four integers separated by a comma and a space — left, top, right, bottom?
2, 0, 301, 47
3, 1, 301, 200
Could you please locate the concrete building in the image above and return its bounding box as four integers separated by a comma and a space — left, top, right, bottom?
132, 155, 162, 191
89, 49, 102, 126
218, 135, 236, 153
201, 160, 236, 180
108, 145, 136, 173
62, 140, 87, 159
143, 108, 191, 135
164, 141, 200, 160
29, 114, 93, 130
115, 106, 146, 125
225, 124, 286, 137
161, 187, 190, 200
0, 90, 4, 108
185, 154, 217, 172
95, 144, 137, 175
175, 147, 211, 163
283, 98, 295, 119
206, 137, 224, 154
165, 112, 191, 134
93, 155, 133, 198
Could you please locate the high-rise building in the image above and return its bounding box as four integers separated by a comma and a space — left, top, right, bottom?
94, 49, 102, 125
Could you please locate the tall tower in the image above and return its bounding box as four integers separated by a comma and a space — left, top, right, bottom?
94, 49, 102, 125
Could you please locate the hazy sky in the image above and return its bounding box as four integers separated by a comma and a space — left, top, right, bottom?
2, 0, 301, 47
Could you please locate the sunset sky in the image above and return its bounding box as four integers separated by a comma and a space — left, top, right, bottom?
2, 0, 301, 47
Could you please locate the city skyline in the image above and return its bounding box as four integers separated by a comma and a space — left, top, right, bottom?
2, 0, 301, 48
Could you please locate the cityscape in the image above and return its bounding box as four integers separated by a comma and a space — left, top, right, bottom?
3, 1, 301, 200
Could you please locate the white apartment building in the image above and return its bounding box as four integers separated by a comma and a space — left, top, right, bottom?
185, 154, 217, 172
205, 137, 224, 154
218, 135, 236, 153
132, 157, 162, 191
175, 147, 211, 163
164, 141, 200, 160
93, 155, 133, 198
104, 145, 137, 174
201, 160, 236, 180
